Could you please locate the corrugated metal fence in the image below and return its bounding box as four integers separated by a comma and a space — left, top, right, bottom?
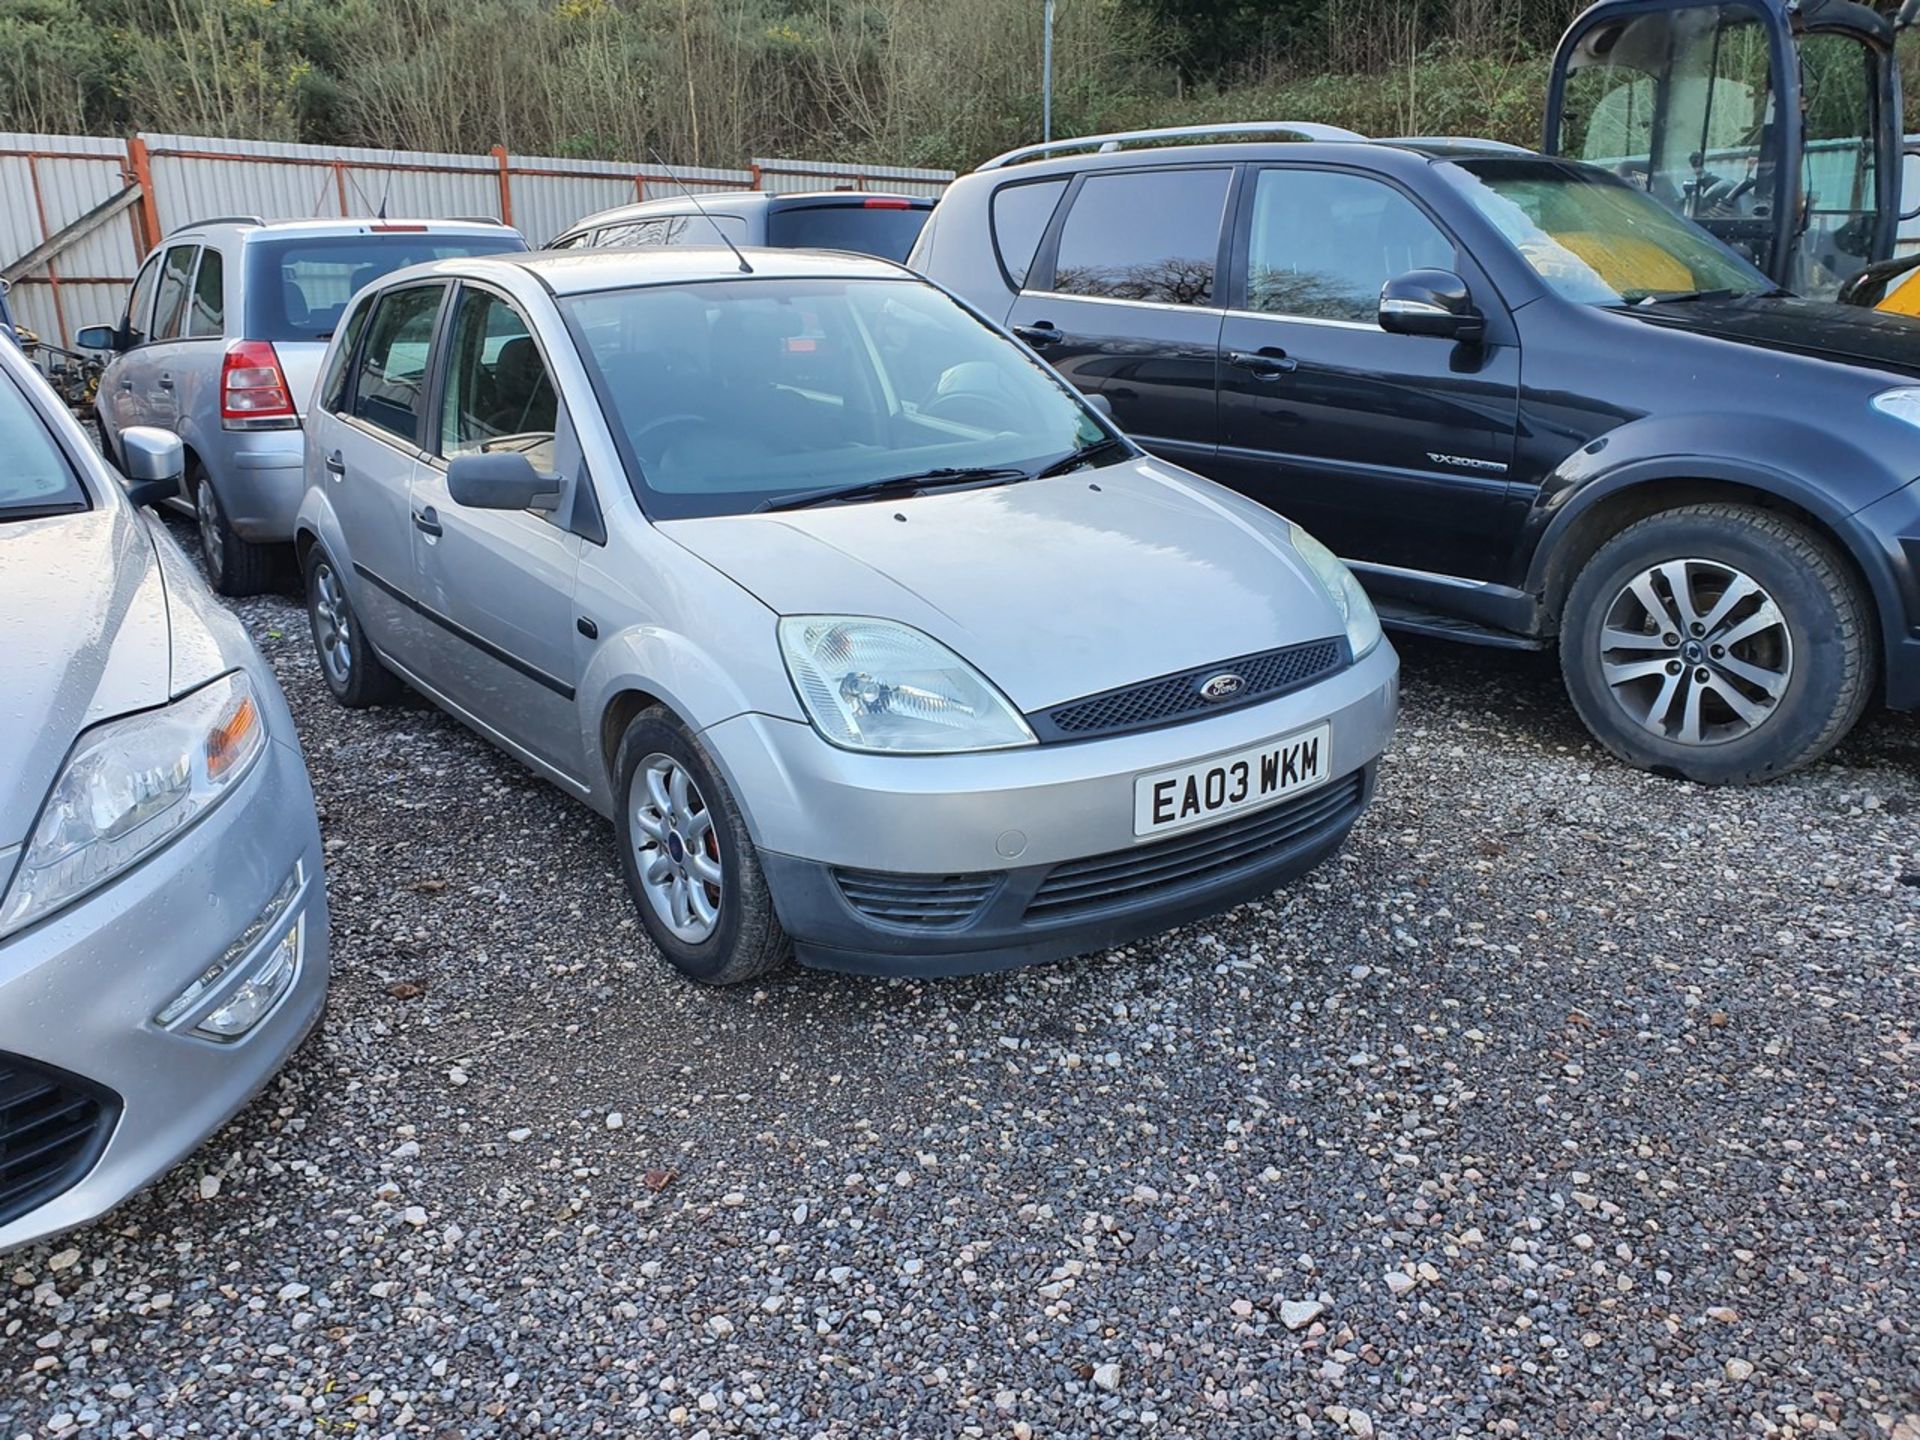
0, 131, 954, 347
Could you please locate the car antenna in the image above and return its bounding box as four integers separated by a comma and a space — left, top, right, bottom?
646, 145, 752, 274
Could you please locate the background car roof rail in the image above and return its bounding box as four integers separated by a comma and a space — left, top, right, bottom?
447, 214, 511, 224
977, 121, 1367, 171
169, 215, 267, 233
1380, 136, 1533, 153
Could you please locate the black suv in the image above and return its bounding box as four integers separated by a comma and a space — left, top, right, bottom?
913, 123, 1920, 784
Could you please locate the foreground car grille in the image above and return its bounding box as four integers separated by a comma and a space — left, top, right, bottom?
0, 1055, 116, 1228
1035, 639, 1347, 741
834, 869, 1000, 929
1023, 770, 1367, 923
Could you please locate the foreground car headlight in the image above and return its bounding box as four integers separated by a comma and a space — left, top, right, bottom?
1287, 521, 1382, 660
778, 616, 1036, 753
0, 672, 267, 935
1872, 387, 1920, 427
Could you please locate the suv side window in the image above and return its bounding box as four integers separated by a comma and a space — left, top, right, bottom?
349, 284, 446, 445
187, 247, 224, 338
991, 178, 1068, 288
1244, 169, 1457, 323
123, 252, 165, 346
439, 287, 558, 472
151, 245, 199, 341
1047, 167, 1231, 305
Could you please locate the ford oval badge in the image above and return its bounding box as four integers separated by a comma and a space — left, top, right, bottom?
1199, 673, 1245, 703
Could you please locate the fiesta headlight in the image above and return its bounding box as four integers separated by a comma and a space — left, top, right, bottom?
778, 616, 1037, 754
0, 671, 267, 936
1286, 520, 1383, 660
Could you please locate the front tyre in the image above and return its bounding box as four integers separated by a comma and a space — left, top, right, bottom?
1560, 503, 1874, 785
613, 708, 789, 986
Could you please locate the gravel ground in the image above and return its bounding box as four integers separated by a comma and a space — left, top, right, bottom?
4, 521, 1918, 1440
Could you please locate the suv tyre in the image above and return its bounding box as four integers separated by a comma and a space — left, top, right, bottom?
1560, 504, 1873, 784
613, 707, 790, 986
194, 464, 276, 597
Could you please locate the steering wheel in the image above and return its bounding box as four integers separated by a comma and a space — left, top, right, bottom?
627, 412, 710, 461
922, 390, 1019, 430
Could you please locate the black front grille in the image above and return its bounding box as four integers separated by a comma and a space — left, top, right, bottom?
834, 868, 1000, 929
1036, 639, 1346, 741
0, 1055, 115, 1228
1024, 770, 1367, 922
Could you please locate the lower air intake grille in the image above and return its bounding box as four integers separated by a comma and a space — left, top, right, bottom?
1039, 639, 1346, 741
1024, 770, 1367, 923
834, 869, 1000, 929
0, 1055, 115, 1229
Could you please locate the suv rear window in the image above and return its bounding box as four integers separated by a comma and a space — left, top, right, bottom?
1048, 167, 1231, 305
766, 203, 929, 261
990, 179, 1068, 288
245, 232, 525, 342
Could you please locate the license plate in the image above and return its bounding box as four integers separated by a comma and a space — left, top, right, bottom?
1132, 724, 1332, 838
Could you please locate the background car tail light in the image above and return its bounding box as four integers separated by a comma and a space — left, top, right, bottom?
863, 197, 911, 209
221, 340, 297, 430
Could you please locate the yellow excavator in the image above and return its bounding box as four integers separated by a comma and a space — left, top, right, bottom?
1543, 0, 1920, 312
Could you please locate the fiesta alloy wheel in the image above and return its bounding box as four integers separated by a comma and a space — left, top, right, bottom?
613, 707, 789, 985
303, 545, 404, 708
1560, 504, 1874, 785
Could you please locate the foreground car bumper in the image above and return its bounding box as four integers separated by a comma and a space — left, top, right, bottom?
710, 642, 1397, 976
0, 736, 328, 1253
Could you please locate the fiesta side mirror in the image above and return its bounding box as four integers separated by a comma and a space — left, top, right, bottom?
76, 323, 123, 352
447, 451, 561, 511
119, 426, 184, 508
1379, 269, 1485, 343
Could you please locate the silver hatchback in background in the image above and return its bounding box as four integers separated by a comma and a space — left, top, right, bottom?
0, 341, 328, 1253
295, 247, 1397, 984
80, 217, 527, 595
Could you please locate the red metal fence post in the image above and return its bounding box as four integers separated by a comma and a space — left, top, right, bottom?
491, 145, 514, 226
127, 136, 161, 252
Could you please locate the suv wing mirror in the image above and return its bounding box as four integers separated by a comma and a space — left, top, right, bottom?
447, 451, 561, 512
118, 426, 185, 508
1379, 269, 1485, 342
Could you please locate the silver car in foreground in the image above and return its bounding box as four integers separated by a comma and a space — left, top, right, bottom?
296, 248, 1397, 984
0, 342, 328, 1252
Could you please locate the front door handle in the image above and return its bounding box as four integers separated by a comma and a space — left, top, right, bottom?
1227, 348, 1297, 379
412, 506, 443, 538
1013, 322, 1065, 347
324, 451, 346, 479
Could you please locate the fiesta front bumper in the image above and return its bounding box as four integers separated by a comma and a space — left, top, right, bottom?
706, 640, 1398, 976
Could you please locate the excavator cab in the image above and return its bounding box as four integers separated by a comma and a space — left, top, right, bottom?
1545, 0, 1902, 302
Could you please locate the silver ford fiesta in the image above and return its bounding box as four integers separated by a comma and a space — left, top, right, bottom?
295, 247, 1397, 984
0, 341, 327, 1252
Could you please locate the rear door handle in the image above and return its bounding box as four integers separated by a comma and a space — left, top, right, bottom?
412, 505, 443, 538
1013, 322, 1065, 347
1227, 348, 1297, 379
324, 451, 346, 478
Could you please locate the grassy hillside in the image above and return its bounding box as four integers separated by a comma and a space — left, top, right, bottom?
1, 0, 1568, 166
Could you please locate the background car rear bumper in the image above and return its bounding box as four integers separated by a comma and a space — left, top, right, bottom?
0, 736, 328, 1253
207, 428, 305, 541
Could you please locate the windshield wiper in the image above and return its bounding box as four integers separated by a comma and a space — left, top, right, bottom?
1626, 287, 1743, 307
1034, 434, 1133, 480
754, 466, 1030, 513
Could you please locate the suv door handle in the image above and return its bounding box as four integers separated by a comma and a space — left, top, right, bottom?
1227, 348, 1298, 379
324, 451, 346, 479
412, 506, 443, 538
1013, 322, 1065, 347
